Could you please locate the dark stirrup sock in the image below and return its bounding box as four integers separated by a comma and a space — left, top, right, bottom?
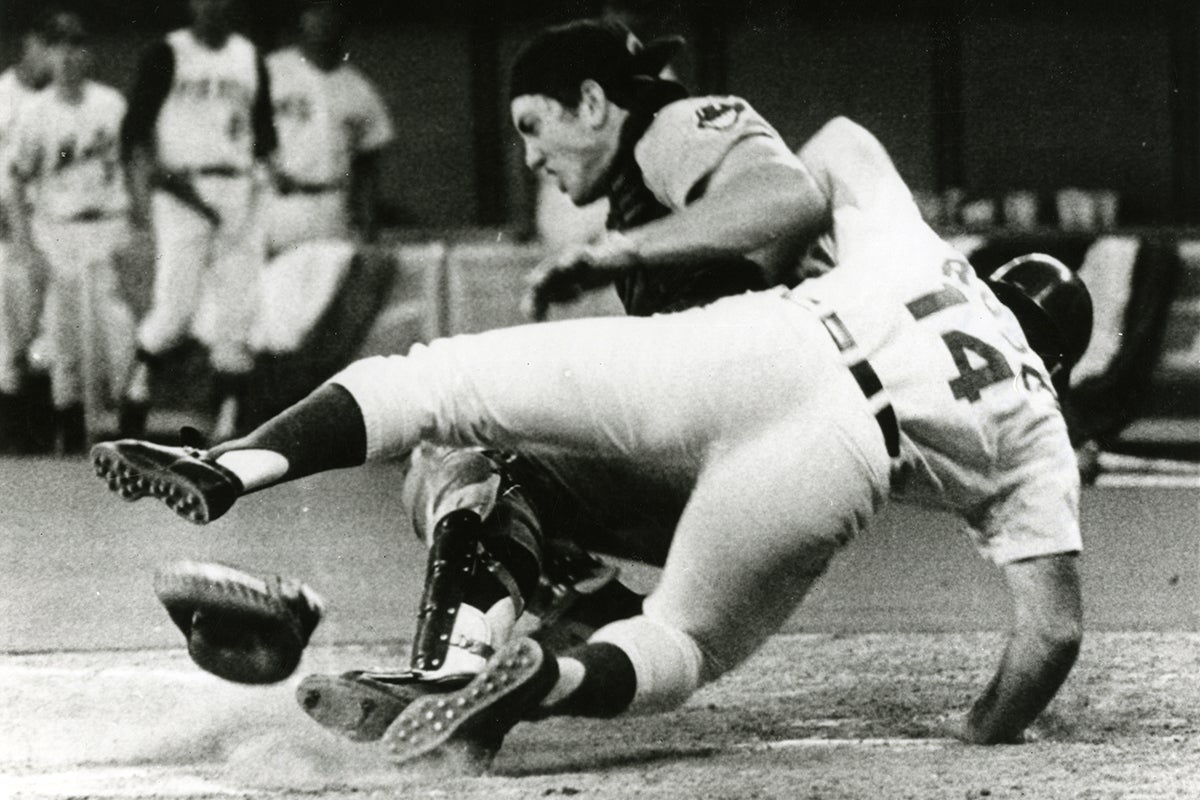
209, 383, 367, 483
548, 642, 637, 718
567, 581, 645, 629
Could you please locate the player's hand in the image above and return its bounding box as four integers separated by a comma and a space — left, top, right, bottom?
522, 232, 640, 321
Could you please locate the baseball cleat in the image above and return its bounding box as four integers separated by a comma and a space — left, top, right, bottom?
383, 637, 558, 775
296, 670, 473, 742
90, 440, 244, 524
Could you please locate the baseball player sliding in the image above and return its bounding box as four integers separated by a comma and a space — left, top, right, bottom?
6, 12, 137, 453
91, 17, 1095, 774
118, 0, 276, 441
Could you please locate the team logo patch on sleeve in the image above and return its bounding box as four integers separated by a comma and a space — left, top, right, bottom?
695, 100, 746, 130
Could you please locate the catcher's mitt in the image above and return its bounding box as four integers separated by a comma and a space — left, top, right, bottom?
154, 561, 324, 684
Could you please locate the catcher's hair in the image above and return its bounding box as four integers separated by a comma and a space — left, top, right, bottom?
508, 18, 687, 112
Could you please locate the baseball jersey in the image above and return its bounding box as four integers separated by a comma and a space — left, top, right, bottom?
636, 96, 779, 211
0, 68, 44, 208
266, 48, 393, 187
121, 29, 275, 172
9, 81, 128, 222
606, 95, 776, 315
787, 157, 1077, 558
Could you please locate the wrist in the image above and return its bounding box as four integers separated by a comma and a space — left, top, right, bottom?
599, 230, 642, 268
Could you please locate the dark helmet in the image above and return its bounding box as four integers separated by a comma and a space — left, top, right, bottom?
987, 253, 1094, 387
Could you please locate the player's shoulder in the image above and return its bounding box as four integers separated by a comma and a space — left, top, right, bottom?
17, 85, 54, 116
164, 28, 191, 48
86, 80, 128, 111
227, 31, 256, 49
266, 46, 302, 67
638, 96, 776, 156
646, 96, 772, 137
328, 60, 381, 95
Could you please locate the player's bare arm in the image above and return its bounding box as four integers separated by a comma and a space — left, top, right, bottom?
796, 115, 916, 217
958, 552, 1083, 744
349, 148, 384, 242
122, 144, 154, 230
7, 132, 51, 273
7, 172, 50, 276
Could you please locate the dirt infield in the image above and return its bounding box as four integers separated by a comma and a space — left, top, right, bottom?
3, 632, 1198, 799
3, 457, 1198, 797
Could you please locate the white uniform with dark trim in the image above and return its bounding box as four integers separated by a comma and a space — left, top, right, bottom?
264, 48, 393, 252
247, 49, 394, 357
332, 100, 1080, 685
140, 29, 265, 375
7, 81, 136, 408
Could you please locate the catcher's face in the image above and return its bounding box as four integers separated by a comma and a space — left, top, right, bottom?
511, 92, 619, 206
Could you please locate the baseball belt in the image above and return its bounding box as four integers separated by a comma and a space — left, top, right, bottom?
275, 179, 344, 197
191, 165, 245, 178
65, 209, 121, 223
816, 312, 901, 459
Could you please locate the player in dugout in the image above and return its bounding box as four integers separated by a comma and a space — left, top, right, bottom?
6, 11, 137, 453
118, 0, 276, 441
0, 11, 55, 453
91, 17, 1093, 773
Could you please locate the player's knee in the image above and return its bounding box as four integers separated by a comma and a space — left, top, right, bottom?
589, 615, 704, 715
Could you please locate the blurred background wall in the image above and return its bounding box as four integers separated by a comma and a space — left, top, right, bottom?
2, 0, 1195, 231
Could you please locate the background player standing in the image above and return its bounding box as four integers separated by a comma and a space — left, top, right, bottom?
247, 0, 395, 361
6, 12, 137, 453
0, 16, 53, 453
265, 0, 394, 253
119, 0, 276, 440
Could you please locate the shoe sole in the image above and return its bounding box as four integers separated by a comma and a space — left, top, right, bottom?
383, 638, 551, 774
90, 442, 213, 524
297, 673, 421, 742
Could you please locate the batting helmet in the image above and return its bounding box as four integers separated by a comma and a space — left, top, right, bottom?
987, 253, 1094, 387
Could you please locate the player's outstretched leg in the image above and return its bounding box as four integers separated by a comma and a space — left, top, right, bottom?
383, 637, 559, 775
90, 437, 244, 524
90, 383, 368, 523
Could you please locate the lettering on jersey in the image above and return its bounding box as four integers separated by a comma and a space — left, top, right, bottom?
906, 258, 1020, 403
1020, 363, 1054, 394
172, 77, 252, 104
695, 100, 746, 131
275, 94, 314, 124
52, 129, 117, 174
15, 128, 117, 182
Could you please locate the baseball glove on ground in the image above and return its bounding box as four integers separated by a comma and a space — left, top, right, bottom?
154, 561, 325, 684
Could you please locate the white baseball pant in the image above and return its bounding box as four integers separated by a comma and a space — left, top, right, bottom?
139, 175, 263, 374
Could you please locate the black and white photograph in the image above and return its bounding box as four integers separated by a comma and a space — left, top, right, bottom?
1, 1, 1198, 797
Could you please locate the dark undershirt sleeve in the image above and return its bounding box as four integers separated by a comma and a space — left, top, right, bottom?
251, 54, 277, 159
120, 41, 174, 162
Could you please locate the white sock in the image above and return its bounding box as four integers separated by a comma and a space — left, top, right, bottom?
214, 449, 290, 491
